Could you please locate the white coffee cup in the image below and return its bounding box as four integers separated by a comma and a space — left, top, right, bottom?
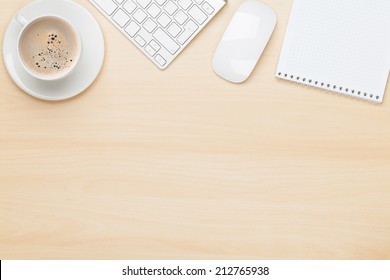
16, 14, 82, 81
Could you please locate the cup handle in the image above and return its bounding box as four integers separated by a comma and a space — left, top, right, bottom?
15, 14, 28, 26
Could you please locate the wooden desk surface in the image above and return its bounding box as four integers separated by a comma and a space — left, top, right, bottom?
1, 0, 390, 260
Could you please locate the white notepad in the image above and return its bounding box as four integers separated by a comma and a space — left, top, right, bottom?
276, 0, 390, 103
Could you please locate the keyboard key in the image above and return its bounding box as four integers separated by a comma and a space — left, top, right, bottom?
143, 18, 157, 33
149, 40, 161, 51
113, 9, 130, 27
164, 1, 178, 15
167, 22, 182, 37
133, 9, 147, 23
135, 35, 146, 46
188, 5, 207, 25
178, 0, 192, 10
155, 55, 166, 66
153, 28, 180, 54
147, 3, 162, 18
202, 2, 214, 15
177, 19, 198, 44
123, 0, 137, 14
94, 0, 117, 15
137, 0, 151, 9
157, 13, 171, 27
174, 10, 188, 25
125, 21, 140, 36
145, 44, 157, 56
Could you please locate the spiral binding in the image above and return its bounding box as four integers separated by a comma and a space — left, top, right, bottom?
276, 72, 380, 101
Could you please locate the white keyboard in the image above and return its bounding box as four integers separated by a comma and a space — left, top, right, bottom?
90, 0, 227, 69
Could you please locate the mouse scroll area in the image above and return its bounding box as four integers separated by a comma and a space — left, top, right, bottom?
212, 1, 277, 83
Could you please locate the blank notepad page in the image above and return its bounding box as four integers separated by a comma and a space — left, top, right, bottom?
276, 0, 390, 103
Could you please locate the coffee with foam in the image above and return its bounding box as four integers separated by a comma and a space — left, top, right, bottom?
19, 16, 80, 79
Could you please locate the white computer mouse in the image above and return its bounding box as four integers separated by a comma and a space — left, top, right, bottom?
212, 1, 277, 83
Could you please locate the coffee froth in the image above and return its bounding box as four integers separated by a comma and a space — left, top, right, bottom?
19, 16, 80, 78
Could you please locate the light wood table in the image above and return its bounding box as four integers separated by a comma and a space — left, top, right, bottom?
1, 0, 390, 260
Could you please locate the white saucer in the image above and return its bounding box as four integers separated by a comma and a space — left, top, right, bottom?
3, 0, 105, 101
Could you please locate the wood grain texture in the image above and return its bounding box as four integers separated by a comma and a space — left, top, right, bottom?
1, 0, 390, 260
